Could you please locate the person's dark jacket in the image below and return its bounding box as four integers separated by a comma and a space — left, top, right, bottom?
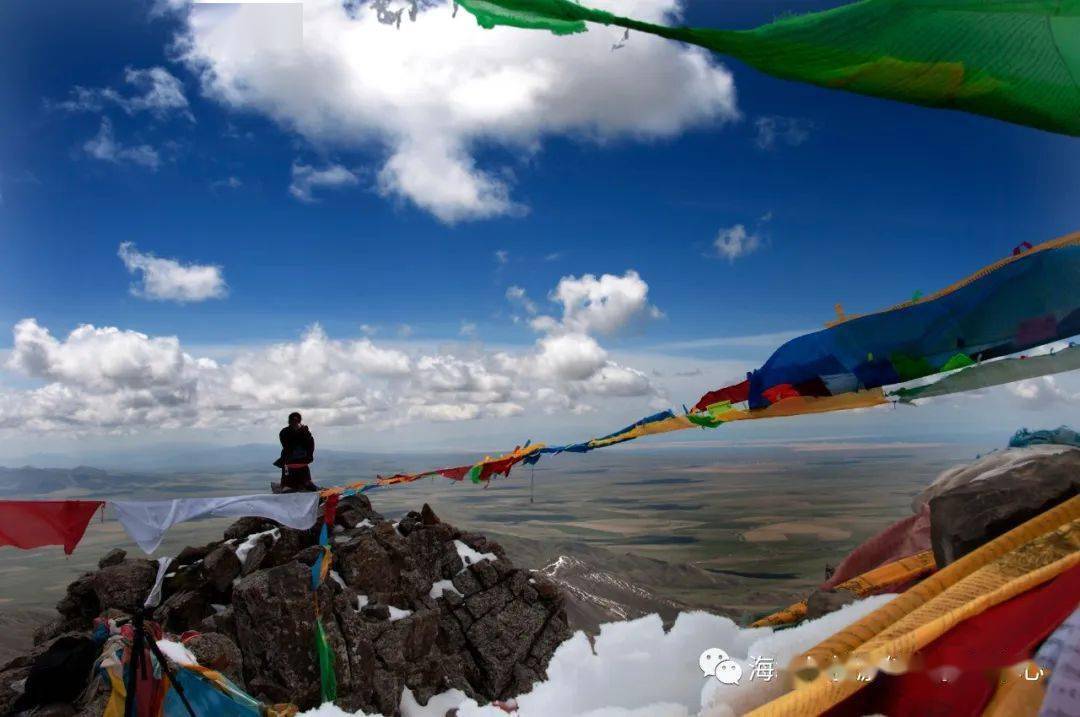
274, 425, 315, 468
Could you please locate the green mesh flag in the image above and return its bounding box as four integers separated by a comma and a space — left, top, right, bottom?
315, 618, 337, 704
458, 0, 1080, 136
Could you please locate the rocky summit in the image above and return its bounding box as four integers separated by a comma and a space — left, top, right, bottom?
0, 495, 571, 716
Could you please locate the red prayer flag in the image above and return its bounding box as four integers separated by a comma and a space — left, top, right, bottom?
435, 466, 471, 481
0, 500, 103, 554
692, 379, 750, 412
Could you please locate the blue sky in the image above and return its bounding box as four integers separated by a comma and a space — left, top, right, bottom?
1, 0, 1078, 461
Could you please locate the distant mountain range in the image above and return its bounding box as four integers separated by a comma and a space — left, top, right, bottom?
0, 465, 121, 497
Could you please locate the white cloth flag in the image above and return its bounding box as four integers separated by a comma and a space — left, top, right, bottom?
113, 493, 321, 554
144, 557, 173, 608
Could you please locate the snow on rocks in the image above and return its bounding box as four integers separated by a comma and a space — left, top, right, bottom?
235, 528, 279, 564
454, 539, 496, 569
429, 579, 463, 600
297, 595, 895, 717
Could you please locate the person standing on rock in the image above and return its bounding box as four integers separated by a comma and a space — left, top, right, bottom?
274, 411, 318, 492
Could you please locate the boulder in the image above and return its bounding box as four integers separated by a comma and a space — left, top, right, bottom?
97, 549, 126, 569
804, 589, 858, 620
10, 634, 99, 713
335, 494, 381, 529
232, 561, 328, 707
203, 544, 242, 593
56, 559, 157, 629
186, 632, 245, 688
91, 560, 159, 614
929, 460, 1079, 565
224, 517, 279, 541
154, 590, 211, 634
174, 541, 216, 566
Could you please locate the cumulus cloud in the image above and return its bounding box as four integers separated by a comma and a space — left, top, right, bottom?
754, 115, 811, 150
0, 315, 661, 433
118, 243, 227, 303
176, 0, 737, 223
83, 119, 161, 170
532, 270, 662, 336
289, 162, 359, 202
57, 66, 193, 121
0, 266, 670, 434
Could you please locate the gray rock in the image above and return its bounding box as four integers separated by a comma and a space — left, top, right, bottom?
232, 562, 328, 707
198, 605, 236, 641
186, 632, 246, 688
224, 517, 279, 542
174, 541, 216, 566
929, 457, 1079, 565
804, 588, 858, 620
239, 534, 273, 577
97, 549, 126, 569
203, 544, 242, 593
335, 494, 380, 529
56, 559, 157, 627
0, 663, 30, 715
154, 590, 211, 634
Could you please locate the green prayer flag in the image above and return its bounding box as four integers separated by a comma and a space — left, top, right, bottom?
457, 0, 1080, 136
889, 352, 936, 381
891, 344, 1080, 402
940, 352, 976, 372
315, 619, 337, 704
687, 413, 724, 428
468, 464, 483, 484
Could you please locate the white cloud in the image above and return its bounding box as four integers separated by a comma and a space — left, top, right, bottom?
494, 249, 509, 265
118, 242, 228, 302
211, 176, 243, 190
1007, 376, 1080, 408
58, 66, 193, 121
530, 332, 608, 382
288, 162, 359, 202
0, 314, 660, 433
754, 115, 811, 150
83, 119, 161, 170
714, 223, 763, 262
177, 0, 737, 223
533, 270, 662, 336
459, 321, 478, 338
506, 285, 538, 316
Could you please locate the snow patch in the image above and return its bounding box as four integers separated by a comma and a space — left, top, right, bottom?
454, 540, 496, 569
330, 570, 346, 589
429, 579, 463, 600
387, 606, 412, 622
235, 528, 279, 564
356, 594, 369, 610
